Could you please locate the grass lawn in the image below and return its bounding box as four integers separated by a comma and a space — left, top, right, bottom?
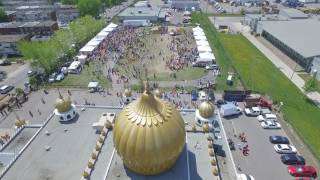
299, 74, 320, 93
148, 67, 208, 81
191, 14, 242, 91
192, 13, 320, 160
49, 64, 109, 88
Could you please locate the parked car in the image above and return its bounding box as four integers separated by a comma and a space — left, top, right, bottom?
208, 90, 215, 101
274, 144, 297, 154
27, 70, 36, 77
269, 135, 289, 144
257, 113, 277, 122
191, 90, 198, 101
216, 99, 226, 108
288, 165, 317, 178
55, 73, 65, 81
237, 173, 255, 180
261, 121, 281, 129
0, 85, 14, 94
48, 73, 57, 83
281, 154, 305, 165
198, 91, 207, 101
244, 107, 261, 116
205, 64, 220, 70
0, 59, 11, 66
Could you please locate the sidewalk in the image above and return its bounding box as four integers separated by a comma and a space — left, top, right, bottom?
233, 23, 320, 107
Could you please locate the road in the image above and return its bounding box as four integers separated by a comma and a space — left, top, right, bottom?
0, 63, 30, 89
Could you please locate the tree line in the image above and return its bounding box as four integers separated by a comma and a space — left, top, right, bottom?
17, 15, 106, 77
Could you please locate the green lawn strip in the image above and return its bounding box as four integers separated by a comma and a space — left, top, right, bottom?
148, 67, 208, 81
191, 13, 241, 90
299, 74, 320, 93
192, 12, 320, 160
49, 65, 109, 88
219, 34, 320, 159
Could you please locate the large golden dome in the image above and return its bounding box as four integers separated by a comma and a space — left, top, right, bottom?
199, 101, 214, 118
55, 94, 72, 113
113, 83, 185, 175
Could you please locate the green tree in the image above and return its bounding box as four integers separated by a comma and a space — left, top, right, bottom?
61, 0, 78, 5
0, 8, 8, 22
77, 0, 102, 18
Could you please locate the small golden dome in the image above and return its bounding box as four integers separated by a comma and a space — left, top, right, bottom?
154, 88, 162, 98
124, 89, 132, 97
55, 94, 72, 113
113, 82, 185, 175
199, 101, 214, 118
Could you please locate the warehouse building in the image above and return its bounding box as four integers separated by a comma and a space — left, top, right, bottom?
258, 19, 320, 71
171, 0, 200, 11
0, 34, 29, 56
118, 7, 166, 25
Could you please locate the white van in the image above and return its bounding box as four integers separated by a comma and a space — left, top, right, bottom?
68, 61, 82, 74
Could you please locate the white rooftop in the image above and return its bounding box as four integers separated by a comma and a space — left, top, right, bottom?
261, 19, 320, 58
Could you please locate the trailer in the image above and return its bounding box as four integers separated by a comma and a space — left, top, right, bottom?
244, 94, 272, 109
223, 90, 251, 102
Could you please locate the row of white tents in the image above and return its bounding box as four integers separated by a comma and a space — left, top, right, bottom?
192, 26, 215, 65
79, 23, 118, 56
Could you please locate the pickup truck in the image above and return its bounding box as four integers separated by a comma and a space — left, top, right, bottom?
244, 107, 261, 116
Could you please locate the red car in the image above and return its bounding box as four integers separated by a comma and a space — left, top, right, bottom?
288, 165, 317, 178
295, 177, 316, 180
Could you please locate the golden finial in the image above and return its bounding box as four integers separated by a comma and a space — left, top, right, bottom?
144, 81, 150, 94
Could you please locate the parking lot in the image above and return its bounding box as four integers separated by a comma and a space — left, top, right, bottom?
222, 110, 295, 180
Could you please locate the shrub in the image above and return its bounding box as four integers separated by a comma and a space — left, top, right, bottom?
83, 171, 89, 178
91, 152, 97, 159
212, 167, 219, 176
95, 144, 101, 151
88, 161, 94, 169
211, 159, 216, 166
209, 149, 215, 157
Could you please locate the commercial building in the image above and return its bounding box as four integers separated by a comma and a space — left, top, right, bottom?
259, 19, 320, 72
118, 7, 163, 23
244, 9, 320, 74
56, 4, 79, 27
15, 5, 57, 22
0, 34, 29, 56
0, 21, 58, 35
171, 0, 200, 11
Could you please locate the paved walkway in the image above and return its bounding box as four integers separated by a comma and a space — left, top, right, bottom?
233, 23, 320, 107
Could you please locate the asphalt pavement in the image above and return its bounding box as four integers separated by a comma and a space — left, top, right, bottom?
0, 63, 30, 89
222, 113, 297, 180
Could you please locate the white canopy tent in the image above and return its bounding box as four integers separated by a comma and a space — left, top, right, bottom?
193, 26, 204, 33
197, 45, 212, 53
196, 40, 209, 46
86, 39, 101, 47
193, 30, 205, 36
194, 35, 207, 41
97, 31, 109, 37
108, 23, 118, 28
80, 45, 96, 54
199, 52, 215, 61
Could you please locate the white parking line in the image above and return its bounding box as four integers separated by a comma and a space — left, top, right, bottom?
103, 148, 115, 180
185, 133, 191, 180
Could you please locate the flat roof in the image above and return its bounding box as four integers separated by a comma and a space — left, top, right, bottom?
262, 19, 320, 58
0, 34, 28, 43
118, 7, 160, 17
280, 8, 308, 19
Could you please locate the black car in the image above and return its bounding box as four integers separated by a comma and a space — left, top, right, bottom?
0, 85, 14, 94
216, 99, 226, 108
269, 135, 290, 144
280, 154, 305, 165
